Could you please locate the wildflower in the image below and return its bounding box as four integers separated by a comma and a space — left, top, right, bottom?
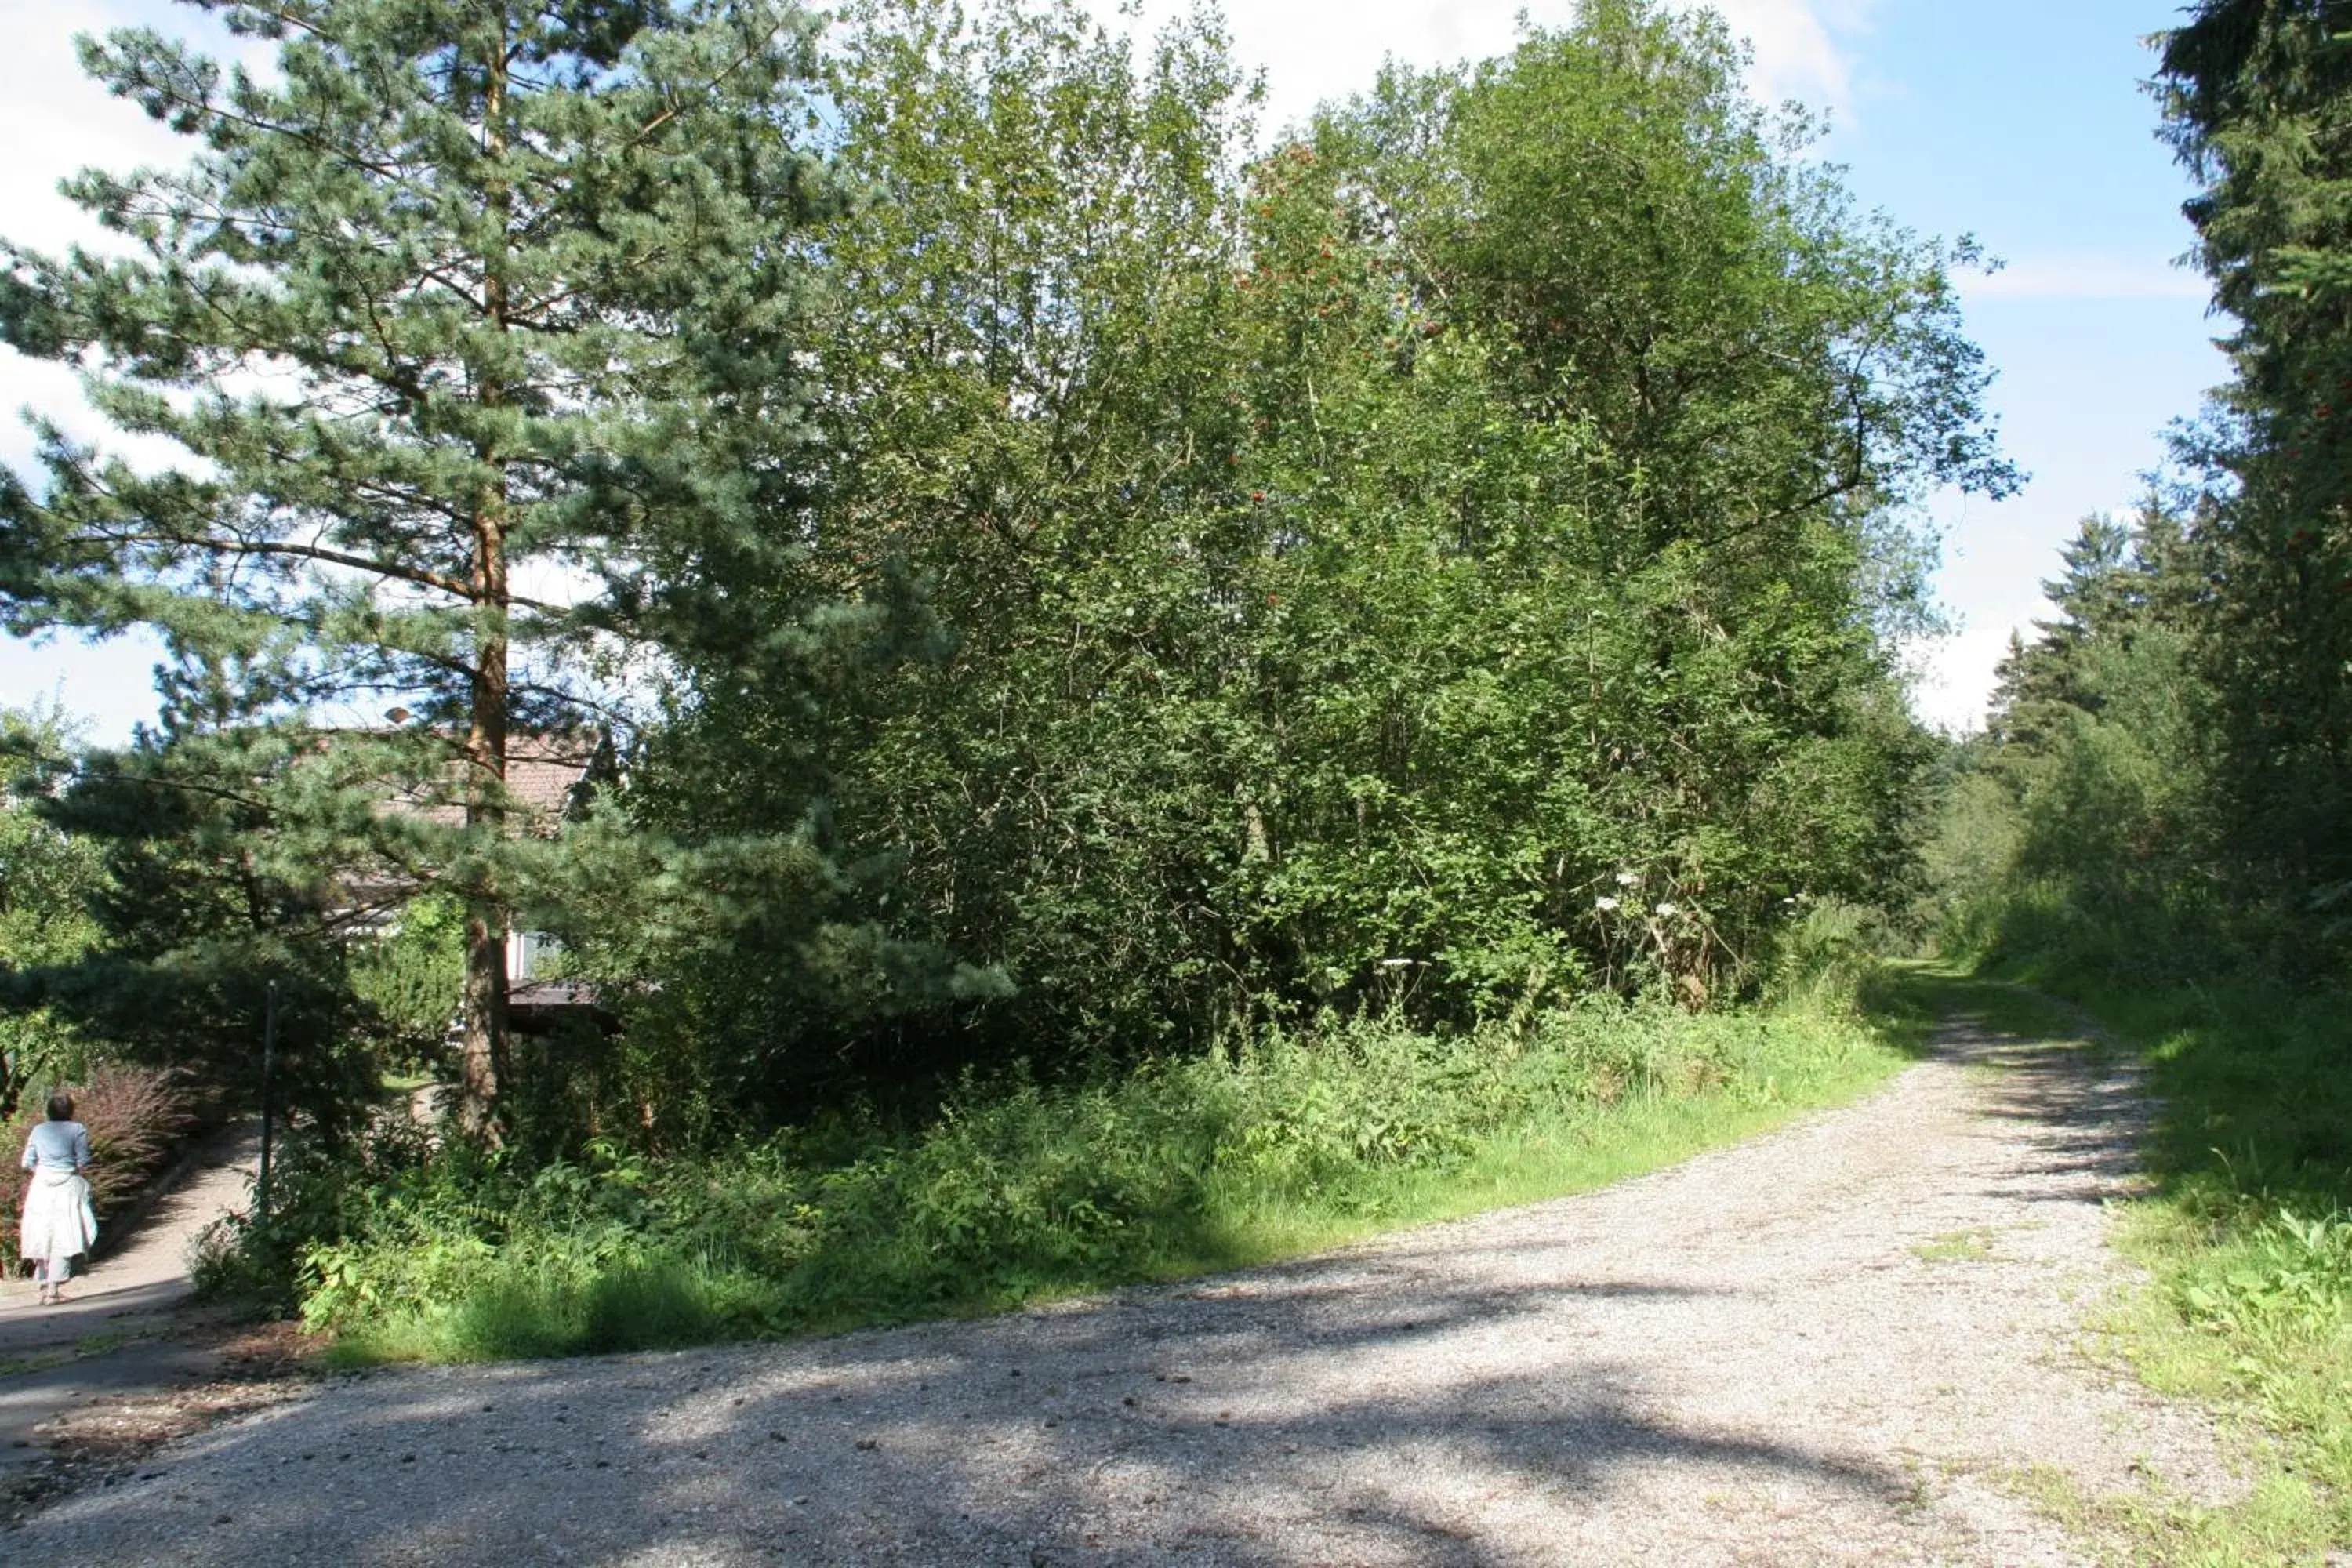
1614, 869, 1639, 887
1378, 957, 1413, 968
1594, 896, 1620, 913
1654, 902, 1678, 917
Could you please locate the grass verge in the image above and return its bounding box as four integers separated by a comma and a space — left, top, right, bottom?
243, 993, 1920, 1367
1867, 961, 2352, 1566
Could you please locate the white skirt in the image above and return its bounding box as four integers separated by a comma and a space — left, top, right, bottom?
20, 1168, 96, 1266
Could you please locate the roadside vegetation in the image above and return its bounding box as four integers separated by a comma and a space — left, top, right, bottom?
2090, 985, 2352, 1563
0, 0, 1991, 1362
196, 989, 1910, 1364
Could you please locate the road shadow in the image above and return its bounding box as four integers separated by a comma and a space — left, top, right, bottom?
1931, 1018, 2150, 1210
14, 1251, 1913, 1566
14, 994, 2158, 1564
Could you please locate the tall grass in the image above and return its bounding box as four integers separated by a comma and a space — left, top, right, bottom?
212, 995, 1913, 1366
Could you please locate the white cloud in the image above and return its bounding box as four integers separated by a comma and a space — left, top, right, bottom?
1904, 619, 2033, 735
1962, 255, 2210, 303
1704, 0, 1876, 111
1104, 0, 1872, 137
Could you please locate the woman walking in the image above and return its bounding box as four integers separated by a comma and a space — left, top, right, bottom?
19, 1093, 96, 1305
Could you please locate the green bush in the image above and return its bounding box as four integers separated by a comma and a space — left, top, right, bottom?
347, 894, 466, 1073
204, 994, 1901, 1361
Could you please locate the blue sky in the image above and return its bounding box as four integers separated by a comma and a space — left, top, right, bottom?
0, 0, 2226, 739
1819, 1, 2223, 726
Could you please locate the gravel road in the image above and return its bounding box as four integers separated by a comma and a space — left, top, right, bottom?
9, 1018, 2236, 1565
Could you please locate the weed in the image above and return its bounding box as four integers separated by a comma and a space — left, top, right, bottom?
245, 992, 1916, 1365
2005, 1456, 2328, 1568
1913, 1228, 1996, 1264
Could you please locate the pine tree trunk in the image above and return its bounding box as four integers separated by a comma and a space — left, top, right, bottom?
459, 544, 510, 1129
459, 500, 512, 1131
459, 31, 514, 1137
459, 889, 506, 1130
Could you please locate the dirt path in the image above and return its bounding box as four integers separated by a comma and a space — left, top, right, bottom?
8, 1018, 2237, 1565
0, 1123, 267, 1504
0, 1122, 260, 1352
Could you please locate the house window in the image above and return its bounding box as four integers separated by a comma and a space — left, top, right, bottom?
509, 929, 561, 981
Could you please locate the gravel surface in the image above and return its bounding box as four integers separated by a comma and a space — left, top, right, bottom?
0, 1123, 267, 1496
9, 1018, 2237, 1565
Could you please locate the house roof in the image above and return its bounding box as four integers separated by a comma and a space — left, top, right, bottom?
325, 729, 608, 936
379, 731, 605, 836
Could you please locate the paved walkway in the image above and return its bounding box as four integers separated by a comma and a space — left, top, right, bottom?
0, 1126, 260, 1480
0, 1123, 258, 1352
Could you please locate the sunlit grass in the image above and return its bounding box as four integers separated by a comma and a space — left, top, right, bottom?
323, 993, 1916, 1367
1911, 1228, 1996, 1264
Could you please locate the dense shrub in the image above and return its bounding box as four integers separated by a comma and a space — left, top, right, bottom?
347, 894, 466, 1074
571, 0, 2001, 1134
194, 996, 1896, 1359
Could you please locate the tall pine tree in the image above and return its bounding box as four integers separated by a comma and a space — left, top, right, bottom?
2158, 1, 2352, 916
0, 0, 839, 1123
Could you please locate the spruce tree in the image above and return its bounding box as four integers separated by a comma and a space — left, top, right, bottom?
1987, 504, 2207, 761
0, 0, 838, 1125
2159, 1, 2352, 913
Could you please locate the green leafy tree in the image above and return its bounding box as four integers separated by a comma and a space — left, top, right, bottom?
1232, 5, 2006, 1007
601, 0, 1245, 1107
625, 0, 2013, 1119
0, 708, 105, 1117
0, 0, 841, 1123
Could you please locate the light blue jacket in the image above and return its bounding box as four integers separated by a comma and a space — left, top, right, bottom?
21, 1120, 91, 1172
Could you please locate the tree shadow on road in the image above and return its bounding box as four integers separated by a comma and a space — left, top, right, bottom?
16, 1256, 1915, 1566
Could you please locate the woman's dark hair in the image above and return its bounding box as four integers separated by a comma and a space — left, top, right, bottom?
45, 1092, 74, 1123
